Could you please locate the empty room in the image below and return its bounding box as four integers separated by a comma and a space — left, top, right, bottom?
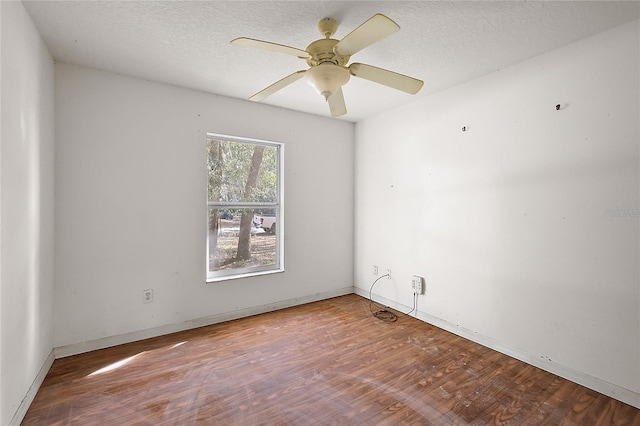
2, 1, 639, 424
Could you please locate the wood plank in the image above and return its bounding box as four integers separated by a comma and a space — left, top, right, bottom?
22, 294, 639, 425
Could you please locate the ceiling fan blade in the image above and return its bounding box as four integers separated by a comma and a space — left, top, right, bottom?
231, 37, 310, 59
327, 88, 347, 117
249, 70, 306, 102
349, 63, 423, 94
333, 14, 400, 57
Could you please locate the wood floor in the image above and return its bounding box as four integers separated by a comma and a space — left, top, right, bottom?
23, 294, 639, 425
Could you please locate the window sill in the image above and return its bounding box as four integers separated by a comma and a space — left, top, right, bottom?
206, 268, 284, 283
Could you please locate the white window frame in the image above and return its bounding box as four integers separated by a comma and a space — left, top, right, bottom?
206, 133, 284, 282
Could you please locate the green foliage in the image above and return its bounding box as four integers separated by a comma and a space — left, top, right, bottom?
207, 137, 278, 203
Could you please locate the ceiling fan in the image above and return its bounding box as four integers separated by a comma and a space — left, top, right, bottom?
231, 14, 424, 117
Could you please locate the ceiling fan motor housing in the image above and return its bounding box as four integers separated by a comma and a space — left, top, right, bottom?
305, 38, 350, 67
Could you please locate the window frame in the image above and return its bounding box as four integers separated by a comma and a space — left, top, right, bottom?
206, 133, 284, 282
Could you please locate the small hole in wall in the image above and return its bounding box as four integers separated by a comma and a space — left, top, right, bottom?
556, 104, 561, 110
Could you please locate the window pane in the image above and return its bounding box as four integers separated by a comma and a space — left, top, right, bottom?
207, 207, 277, 274
206, 133, 282, 281
207, 138, 278, 203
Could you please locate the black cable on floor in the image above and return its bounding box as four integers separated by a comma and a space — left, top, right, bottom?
368, 274, 418, 322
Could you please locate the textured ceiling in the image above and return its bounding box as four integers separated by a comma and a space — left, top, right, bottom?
23, 1, 640, 122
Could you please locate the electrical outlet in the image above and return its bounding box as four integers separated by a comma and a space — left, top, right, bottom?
373, 265, 378, 276
386, 269, 391, 279
412, 276, 424, 294
143, 289, 154, 304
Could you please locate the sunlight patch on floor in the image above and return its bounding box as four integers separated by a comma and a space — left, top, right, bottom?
88, 353, 143, 376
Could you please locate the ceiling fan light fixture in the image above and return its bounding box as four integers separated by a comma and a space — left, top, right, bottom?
304, 63, 350, 101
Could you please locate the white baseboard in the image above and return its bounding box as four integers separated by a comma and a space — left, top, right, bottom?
10, 349, 55, 425
55, 286, 354, 359
354, 287, 640, 409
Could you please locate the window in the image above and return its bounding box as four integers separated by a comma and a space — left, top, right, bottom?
206, 133, 283, 281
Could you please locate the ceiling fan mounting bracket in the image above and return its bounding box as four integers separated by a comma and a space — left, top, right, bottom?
318, 17, 338, 38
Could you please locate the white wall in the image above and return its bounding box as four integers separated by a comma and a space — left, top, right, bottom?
0, 1, 56, 424
354, 20, 639, 407
54, 63, 354, 350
